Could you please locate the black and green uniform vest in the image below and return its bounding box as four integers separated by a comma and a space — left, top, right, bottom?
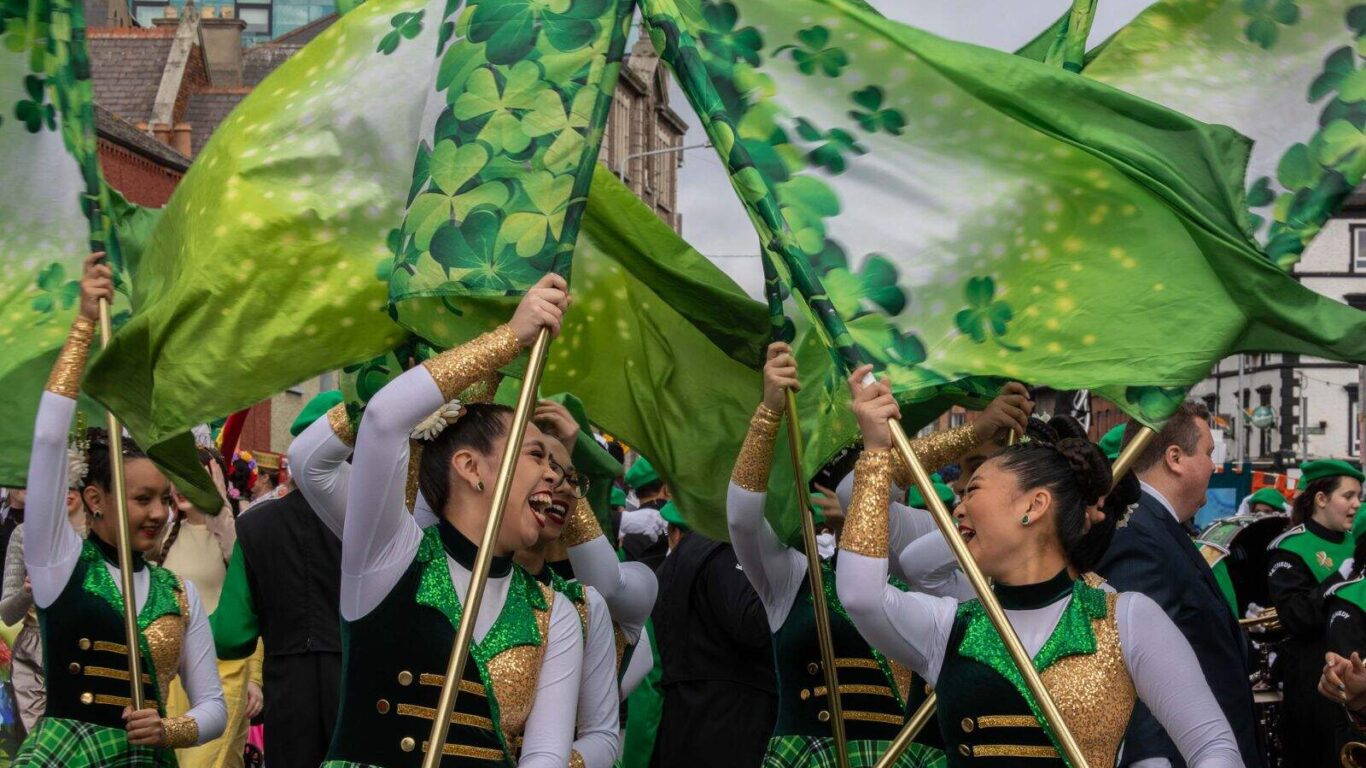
40, 537, 185, 728
935, 573, 1134, 767
772, 559, 930, 744
325, 523, 553, 768
1273, 522, 1354, 582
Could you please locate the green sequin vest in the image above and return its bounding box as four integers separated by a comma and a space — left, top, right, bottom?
1274, 524, 1355, 582
40, 539, 185, 729
771, 560, 932, 743
327, 527, 554, 767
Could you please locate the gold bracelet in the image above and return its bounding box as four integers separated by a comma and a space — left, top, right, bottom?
731, 403, 783, 492
841, 450, 895, 558
45, 316, 96, 399
422, 325, 521, 401
325, 403, 355, 447
561, 497, 604, 548
160, 714, 199, 749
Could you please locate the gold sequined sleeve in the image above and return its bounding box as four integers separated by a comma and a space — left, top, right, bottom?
421, 324, 521, 401
730, 404, 783, 492
561, 497, 604, 548
569, 750, 587, 768
45, 316, 96, 399
160, 714, 199, 748
325, 403, 355, 447
840, 450, 895, 558
891, 424, 979, 488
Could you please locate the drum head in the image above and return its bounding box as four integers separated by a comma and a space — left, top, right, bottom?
1217, 515, 1290, 613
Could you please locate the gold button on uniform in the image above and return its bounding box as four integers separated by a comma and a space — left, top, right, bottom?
80, 692, 94, 705
78, 638, 91, 651
961, 717, 975, 733
397, 671, 414, 686
376, 699, 391, 715
958, 744, 971, 757
806, 662, 820, 675
68, 663, 81, 675
799, 689, 810, 701
817, 711, 830, 723
400, 737, 416, 752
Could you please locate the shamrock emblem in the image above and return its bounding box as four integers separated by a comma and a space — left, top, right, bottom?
775, 26, 848, 77
31, 262, 80, 317
954, 276, 1019, 351
1242, 0, 1299, 50
1309, 47, 1364, 103
467, 0, 610, 66
698, 1, 763, 68
848, 86, 905, 136
823, 254, 906, 320
377, 11, 424, 55
794, 118, 866, 175
429, 209, 545, 291
15, 75, 55, 133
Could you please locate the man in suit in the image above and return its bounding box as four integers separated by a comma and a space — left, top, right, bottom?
1098, 401, 1263, 768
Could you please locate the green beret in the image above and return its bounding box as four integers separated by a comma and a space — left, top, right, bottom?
290, 390, 344, 437
1245, 487, 1287, 511
659, 500, 687, 528
906, 474, 955, 510
625, 456, 659, 490
1297, 459, 1365, 489
1098, 424, 1126, 461
610, 486, 627, 508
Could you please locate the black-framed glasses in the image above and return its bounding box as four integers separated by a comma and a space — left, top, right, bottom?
549, 459, 591, 499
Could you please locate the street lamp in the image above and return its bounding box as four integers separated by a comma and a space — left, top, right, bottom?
616, 141, 713, 181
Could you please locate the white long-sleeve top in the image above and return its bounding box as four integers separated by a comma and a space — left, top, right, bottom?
834, 547, 1243, 767
342, 357, 581, 767
619, 621, 653, 701
565, 530, 656, 646
572, 587, 620, 768
896, 529, 975, 602
25, 392, 226, 744
288, 414, 352, 540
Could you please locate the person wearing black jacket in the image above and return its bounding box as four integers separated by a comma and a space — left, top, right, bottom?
650, 502, 776, 768
1097, 402, 1264, 768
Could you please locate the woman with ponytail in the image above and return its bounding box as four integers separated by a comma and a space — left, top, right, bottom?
835, 368, 1240, 767
14, 254, 226, 766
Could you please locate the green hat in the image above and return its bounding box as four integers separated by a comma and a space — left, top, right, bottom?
1245, 487, 1287, 510
625, 456, 660, 490
1297, 459, 1365, 489
659, 500, 687, 528
906, 474, 955, 510
1098, 424, 1126, 461
290, 390, 343, 437
610, 486, 627, 508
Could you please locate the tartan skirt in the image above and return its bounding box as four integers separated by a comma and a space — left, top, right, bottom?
13, 717, 176, 767
762, 736, 947, 768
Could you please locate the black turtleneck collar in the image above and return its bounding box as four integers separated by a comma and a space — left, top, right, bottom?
91, 533, 146, 572
993, 569, 1072, 611
1306, 517, 1347, 545
548, 559, 575, 581
436, 519, 512, 578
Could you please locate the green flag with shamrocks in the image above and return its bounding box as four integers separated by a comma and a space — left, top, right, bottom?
639, 0, 1366, 532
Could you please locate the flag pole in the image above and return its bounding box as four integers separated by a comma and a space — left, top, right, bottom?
784, 389, 852, 768
873, 423, 1159, 768
95, 291, 146, 711
420, 327, 551, 768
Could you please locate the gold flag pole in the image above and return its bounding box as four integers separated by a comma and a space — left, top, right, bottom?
873, 424, 1160, 768
95, 294, 146, 710
783, 389, 851, 768
421, 328, 551, 768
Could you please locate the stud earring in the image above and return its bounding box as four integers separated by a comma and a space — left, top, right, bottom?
476, 480, 485, 492
1020, 514, 1030, 526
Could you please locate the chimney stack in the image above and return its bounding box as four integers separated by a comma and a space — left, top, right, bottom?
152, 122, 172, 145
199, 9, 247, 86
171, 123, 193, 157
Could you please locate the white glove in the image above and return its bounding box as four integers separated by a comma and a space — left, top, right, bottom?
1341, 557, 1356, 580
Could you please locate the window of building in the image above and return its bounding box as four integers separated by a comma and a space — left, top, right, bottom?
132, 1, 164, 26
949, 410, 967, 428
1352, 224, 1366, 272
1351, 387, 1361, 457
236, 1, 271, 38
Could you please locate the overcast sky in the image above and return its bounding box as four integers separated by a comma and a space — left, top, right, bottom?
668, 1, 1157, 296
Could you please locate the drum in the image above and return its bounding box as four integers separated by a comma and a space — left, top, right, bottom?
1197, 513, 1290, 616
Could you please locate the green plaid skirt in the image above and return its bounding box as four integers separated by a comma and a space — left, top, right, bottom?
762, 736, 947, 768
13, 717, 176, 767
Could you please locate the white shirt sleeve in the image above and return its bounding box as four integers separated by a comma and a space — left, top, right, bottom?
288, 415, 353, 540
835, 549, 958, 682
565, 534, 657, 644
25, 392, 84, 608
897, 531, 975, 601
571, 589, 621, 768
1117, 592, 1243, 767
619, 623, 653, 702
177, 579, 227, 744
836, 468, 934, 584
516, 594, 583, 768
340, 365, 437, 621
726, 482, 807, 630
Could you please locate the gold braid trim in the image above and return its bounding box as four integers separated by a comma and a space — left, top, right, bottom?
45, 316, 96, 399
160, 715, 199, 749
731, 404, 783, 492
891, 424, 979, 487
840, 450, 894, 557
325, 403, 355, 447
422, 325, 521, 401
561, 496, 604, 548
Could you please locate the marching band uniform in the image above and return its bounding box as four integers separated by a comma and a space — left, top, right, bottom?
836, 450, 1242, 767
1328, 575, 1366, 754
15, 316, 226, 765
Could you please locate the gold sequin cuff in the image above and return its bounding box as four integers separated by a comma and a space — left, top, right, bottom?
422, 324, 520, 401
895, 424, 979, 482
160, 715, 199, 748
45, 316, 96, 399
731, 404, 783, 492
841, 450, 894, 558
570, 750, 586, 768
561, 497, 604, 548
325, 403, 355, 447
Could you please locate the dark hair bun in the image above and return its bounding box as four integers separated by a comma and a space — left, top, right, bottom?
1024, 416, 1058, 445
1055, 438, 1111, 506
1047, 415, 1089, 442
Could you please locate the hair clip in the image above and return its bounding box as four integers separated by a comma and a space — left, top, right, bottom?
411, 399, 465, 442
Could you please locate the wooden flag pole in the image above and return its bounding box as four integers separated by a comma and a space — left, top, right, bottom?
873, 424, 1159, 768
783, 389, 851, 768
420, 328, 551, 768
95, 294, 146, 711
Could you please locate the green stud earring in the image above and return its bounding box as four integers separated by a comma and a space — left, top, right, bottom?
1020, 514, 1030, 526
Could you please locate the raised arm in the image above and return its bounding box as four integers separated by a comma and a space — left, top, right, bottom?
561, 499, 657, 643
164, 579, 228, 747
0, 526, 33, 625
570, 589, 621, 768
515, 594, 583, 768
897, 529, 974, 601
1119, 591, 1243, 767
288, 406, 354, 539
